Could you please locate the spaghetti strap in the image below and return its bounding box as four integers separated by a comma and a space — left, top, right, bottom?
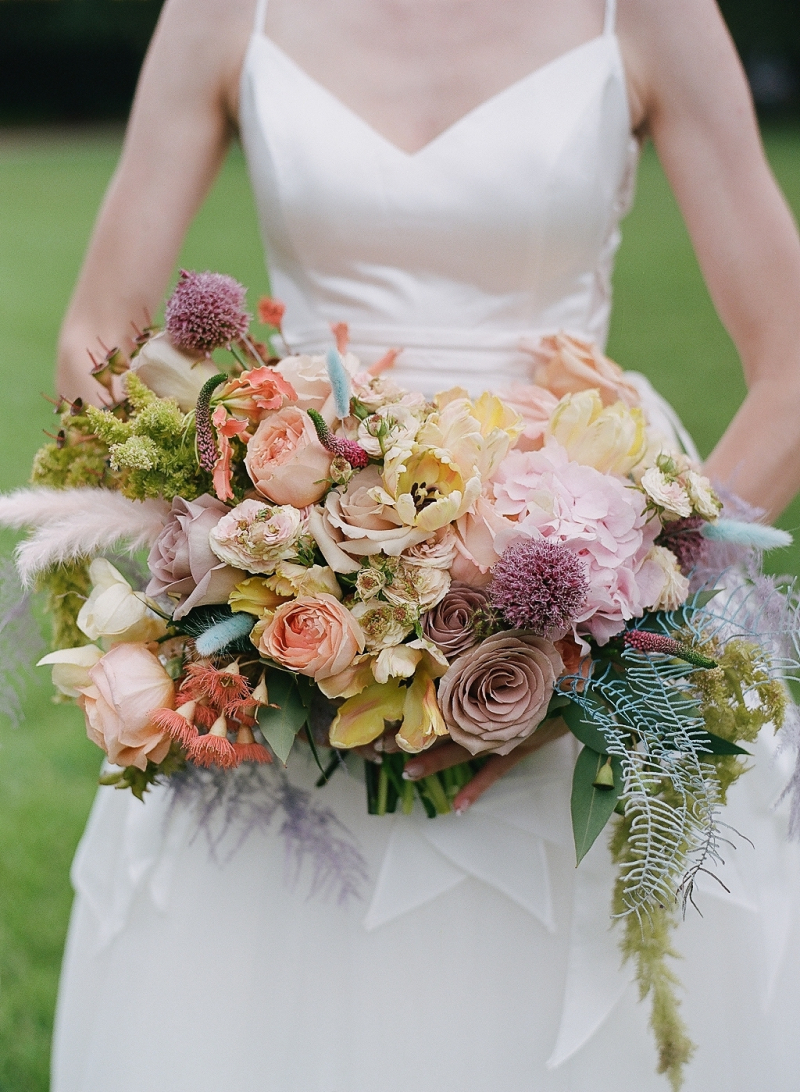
252, 0, 269, 36
603, 0, 616, 35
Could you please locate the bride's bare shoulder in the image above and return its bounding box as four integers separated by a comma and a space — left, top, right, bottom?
143, 0, 256, 117
618, 0, 750, 133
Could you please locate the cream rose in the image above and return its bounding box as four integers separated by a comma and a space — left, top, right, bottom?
255, 594, 365, 680
646, 545, 690, 611
275, 351, 361, 421
78, 643, 175, 770
245, 406, 333, 507
78, 559, 167, 645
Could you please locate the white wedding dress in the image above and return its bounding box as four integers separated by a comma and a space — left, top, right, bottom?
52, 2, 800, 1089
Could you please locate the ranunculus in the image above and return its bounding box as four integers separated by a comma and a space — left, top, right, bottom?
147, 494, 244, 620
530, 332, 641, 407
255, 594, 364, 680
501, 383, 560, 451
646, 545, 690, 611
422, 582, 490, 659
274, 352, 361, 420
78, 559, 167, 644
129, 332, 219, 411
308, 464, 429, 574
38, 644, 104, 698
78, 643, 175, 770
438, 632, 563, 756
214, 366, 297, 420
545, 389, 647, 476
208, 498, 305, 573
492, 442, 662, 643
245, 406, 333, 507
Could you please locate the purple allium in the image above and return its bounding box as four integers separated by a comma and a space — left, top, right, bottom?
307, 408, 370, 469
656, 516, 707, 574
488, 538, 589, 635
165, 270, 250, 355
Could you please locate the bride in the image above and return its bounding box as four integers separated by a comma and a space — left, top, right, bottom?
52, 1, 800, 1090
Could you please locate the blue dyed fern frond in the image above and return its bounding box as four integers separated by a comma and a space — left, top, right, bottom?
326, 347, 352, 419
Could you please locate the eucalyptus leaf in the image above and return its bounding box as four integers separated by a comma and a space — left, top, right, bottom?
571, 746, 623, 865
561, 698, 610, 755
695, 729, 751, 756
256, 670, 308, 765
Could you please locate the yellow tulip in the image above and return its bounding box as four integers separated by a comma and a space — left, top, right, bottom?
546, 389, 647, 475
229, 576, 289, 616
328, 678, 407, 748
395, 671, 448, 754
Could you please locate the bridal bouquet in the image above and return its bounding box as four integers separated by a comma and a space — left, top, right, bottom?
3, 271, 799, 1087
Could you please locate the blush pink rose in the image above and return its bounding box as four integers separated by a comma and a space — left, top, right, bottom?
492, 442, 661, 643
78, 643, 175, 770
245, 406, 333, 507
530, 333, 641, 408
256, 594, 365, 680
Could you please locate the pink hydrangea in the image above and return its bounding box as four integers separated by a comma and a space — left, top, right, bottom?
491, 442, 663, 643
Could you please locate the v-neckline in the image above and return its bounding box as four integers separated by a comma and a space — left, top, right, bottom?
252, 32, 617, 160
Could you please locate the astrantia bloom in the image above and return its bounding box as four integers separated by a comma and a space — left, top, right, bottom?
165, 270, 250, 354
489, 538, 589, 637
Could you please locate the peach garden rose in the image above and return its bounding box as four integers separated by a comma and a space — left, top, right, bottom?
78, 643, 175, 771
245, 405, 333, 507
254, 594, 365, 681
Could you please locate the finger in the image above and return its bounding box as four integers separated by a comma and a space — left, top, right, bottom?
375, 732, 402, 754
403, 741, 473, 780
453, 719, 570, 813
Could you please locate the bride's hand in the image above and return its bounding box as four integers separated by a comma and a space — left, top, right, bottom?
365, 717, 569, 814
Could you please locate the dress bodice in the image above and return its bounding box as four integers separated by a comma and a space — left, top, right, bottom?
238, 0, 638, 396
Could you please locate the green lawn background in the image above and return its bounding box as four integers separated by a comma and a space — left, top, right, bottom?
1, 127, 799, 1090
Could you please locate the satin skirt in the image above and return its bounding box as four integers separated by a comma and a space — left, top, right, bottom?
52, 725, 800, 1092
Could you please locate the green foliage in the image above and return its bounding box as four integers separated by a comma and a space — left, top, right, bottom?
256, 670, 309, 765
36, 561, 91, 651
100, 742, 187, 801
691, 637, 786, 802
570, 745, 623, 863
610, 816, 696, 1091
30, 401, 112, 491
87, 375, 212, 501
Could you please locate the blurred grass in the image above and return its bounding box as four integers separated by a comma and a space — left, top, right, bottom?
0, 125, 799, 1090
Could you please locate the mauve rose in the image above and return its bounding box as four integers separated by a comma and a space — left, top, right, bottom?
438, 631, 562, 756
422, 582, 490, 659
147, 494, 244, 620
245, 406, 332, 507
78, 643, 175, 770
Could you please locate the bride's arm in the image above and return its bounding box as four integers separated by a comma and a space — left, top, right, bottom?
56, 0, 251, 403
620, 0, 800, 520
